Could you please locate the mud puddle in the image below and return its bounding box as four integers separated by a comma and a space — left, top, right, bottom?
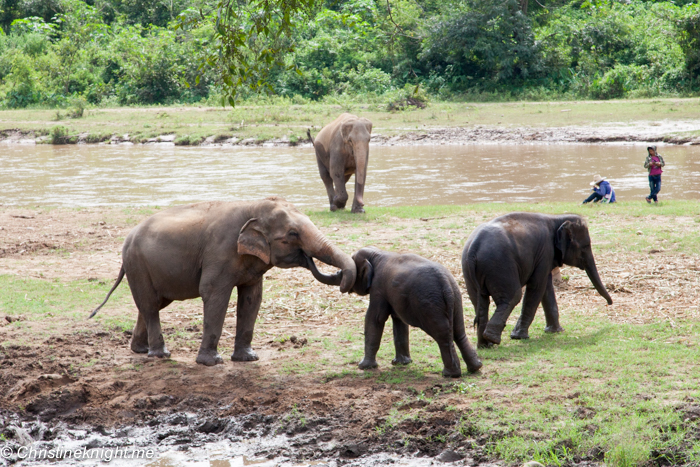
0, 408, 492, 467
1, 143, 699, 207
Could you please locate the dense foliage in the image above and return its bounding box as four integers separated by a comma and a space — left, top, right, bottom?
0, 0, 699, 107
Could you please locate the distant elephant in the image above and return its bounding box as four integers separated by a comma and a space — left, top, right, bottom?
90, 198, 356, 366
308, 247, 482, 377
462, 213, 612, 348
307, 113, 372, 213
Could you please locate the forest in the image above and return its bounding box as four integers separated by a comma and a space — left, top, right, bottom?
0, 0, 699, 108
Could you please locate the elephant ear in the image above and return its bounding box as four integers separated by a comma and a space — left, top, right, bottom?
359, 259, 373, 292
341, 121, 354, 143
554, 221, 571, 266
237, 218, 270, 264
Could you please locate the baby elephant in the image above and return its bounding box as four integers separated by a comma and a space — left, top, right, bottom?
308, 247, 482, 377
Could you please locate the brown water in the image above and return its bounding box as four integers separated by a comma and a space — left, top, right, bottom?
1, 143, 698, 207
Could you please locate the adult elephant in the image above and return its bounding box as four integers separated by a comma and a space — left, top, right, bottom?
89, 198, 356, 366
462, 213, 612, 348
307, 113, 372, 213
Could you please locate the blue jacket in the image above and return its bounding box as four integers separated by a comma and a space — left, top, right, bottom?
594, 180, 616, 203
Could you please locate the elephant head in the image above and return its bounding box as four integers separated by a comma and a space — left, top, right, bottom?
237, 198, 356, 292
307, 246, 374, 296
555, 218, 613, 305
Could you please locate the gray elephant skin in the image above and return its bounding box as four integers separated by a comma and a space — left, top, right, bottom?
90, 197, 357, 366
462, 213, 612, 348
307, 113, 372, 213
308, 246, 483, 377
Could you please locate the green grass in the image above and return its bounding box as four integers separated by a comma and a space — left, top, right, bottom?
1, 98, 699, 144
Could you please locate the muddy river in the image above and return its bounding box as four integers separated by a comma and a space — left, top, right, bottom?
1, 143, 699, 207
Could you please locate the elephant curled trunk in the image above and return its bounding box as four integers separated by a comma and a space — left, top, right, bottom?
303, 230, 355, 292
305, 255, 343, 286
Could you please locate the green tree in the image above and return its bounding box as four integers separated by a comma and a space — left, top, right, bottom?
177, 0, 320, 105
419, 0, 542, 90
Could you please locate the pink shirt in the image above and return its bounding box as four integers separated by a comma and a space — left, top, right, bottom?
649, 156, 663, 176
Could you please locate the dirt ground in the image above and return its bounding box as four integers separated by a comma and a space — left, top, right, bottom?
1, 206, 699, 464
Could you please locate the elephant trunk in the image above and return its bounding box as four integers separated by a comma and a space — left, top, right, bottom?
584, 252, 613, 305
303, 227, 356, 293
305, 255, 342, 286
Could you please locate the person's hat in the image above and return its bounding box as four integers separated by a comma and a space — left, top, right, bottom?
590, 174, 606, 186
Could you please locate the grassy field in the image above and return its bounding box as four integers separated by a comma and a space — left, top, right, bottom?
0, 98, 699, 144
2, 201, 700, 466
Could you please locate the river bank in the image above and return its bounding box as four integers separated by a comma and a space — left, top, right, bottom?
2, 202, 700, 466
1, 99, 700, 147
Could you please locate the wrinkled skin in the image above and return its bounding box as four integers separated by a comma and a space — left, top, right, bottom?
308, 113, 372, 213
462, 213, 613, 348
308, 247, 482, 377
90, 198, 356, 366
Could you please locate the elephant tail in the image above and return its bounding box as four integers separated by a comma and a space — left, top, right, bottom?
88, 265, 125, 319
307, 129, 315, 147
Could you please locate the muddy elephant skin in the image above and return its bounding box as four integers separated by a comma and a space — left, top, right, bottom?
307, 246, 483, 377
462, 212, 613, 348
90, 197, 357, 366
308, 113, 372, 213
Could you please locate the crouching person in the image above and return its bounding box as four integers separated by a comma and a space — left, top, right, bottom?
582, 174, 616, 204
307, 246, 483, 377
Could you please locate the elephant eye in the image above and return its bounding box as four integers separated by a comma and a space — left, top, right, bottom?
288, 231, 299, 238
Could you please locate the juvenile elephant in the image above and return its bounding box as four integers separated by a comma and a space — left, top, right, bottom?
307, 113, 372, 213
462, 213, 612, 348
90, 198, 356, 366
308, 247, 482, 377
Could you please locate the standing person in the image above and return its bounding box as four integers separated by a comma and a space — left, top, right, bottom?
582, 175, 616, 204
644, 146, 665, 204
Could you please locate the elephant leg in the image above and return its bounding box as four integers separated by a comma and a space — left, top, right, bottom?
391, 315, 412, 366
196, 282, 235, 366
351, 174, 365, 214
437, 341, 462, 378
452, 290, 482, 372
359, 299, 391, 370
317, 161, 337, 212
331, 170, 349, 210
483, 287, 523, 345
475, 292, 491, 349
231, 279, 263, 362
542, 273, 564, 333
511, 280, 547, 340
130, 312, 149, 354
127, 276, 170, 358
425, 324, 462, 377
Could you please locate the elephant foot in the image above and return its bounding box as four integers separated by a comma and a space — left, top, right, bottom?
510, 330, 530, 340
544, 325, 564, 333
358, 358, 378, 370
442, 367, 462, 378
351, 206, 365, 214
196, 349, 224, 366
477, 339, 495, 349
147, 347, 171, 359
330, 205, 338, 212
391, 355, 412, 366
466, 358, 483, 373
231, 347, 259, 362
130, 339, 149, 354
482, 328, 502, 346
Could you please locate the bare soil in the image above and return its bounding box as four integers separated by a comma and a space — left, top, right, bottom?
1, 206, 699, 464
2, 119, 700, 147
